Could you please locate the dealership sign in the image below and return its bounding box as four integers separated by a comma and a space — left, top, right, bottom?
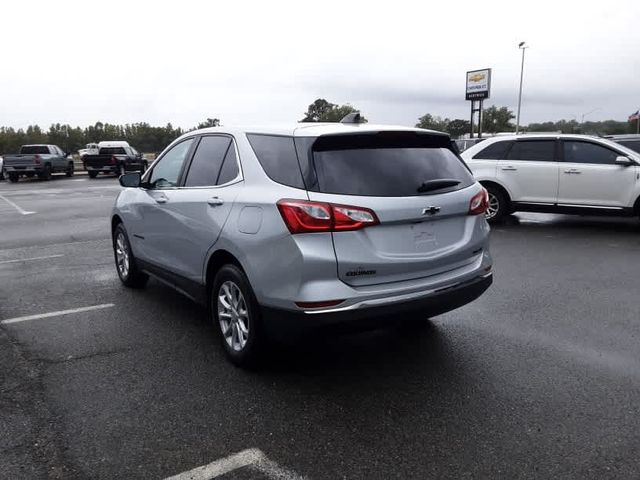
466, 69, 491, 100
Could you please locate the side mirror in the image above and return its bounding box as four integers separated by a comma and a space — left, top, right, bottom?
119, 172, 141, 187
615, 156, 634, 166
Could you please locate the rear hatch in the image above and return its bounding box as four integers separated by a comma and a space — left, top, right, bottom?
5, 146, 50, 168
302, 131, 484, 287
84, 147, 127, 167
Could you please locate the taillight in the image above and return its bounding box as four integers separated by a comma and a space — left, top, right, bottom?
277, 199, 379, 234
469, 188, 489, 215
34, 154, 41, 164
110, 156, 117, 165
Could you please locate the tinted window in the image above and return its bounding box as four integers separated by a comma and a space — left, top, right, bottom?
184, 136, 231, 187
507, 140, 555, 161
563, 141, 619, 165
100, 147, 127, 155
473, 141, 512, 159
310, 133, 474, 197
20, 146, 50, 155
149, 138, 194, 188
247, 134, 305, 189
618, 140, 640, 154
217, 143, 240, 185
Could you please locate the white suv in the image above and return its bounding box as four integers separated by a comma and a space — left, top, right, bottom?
461, 134, 640, 222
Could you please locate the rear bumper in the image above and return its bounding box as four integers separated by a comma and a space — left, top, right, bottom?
262, 272, 492, 336
4, 166, 43, 173
85, 164, 143, 172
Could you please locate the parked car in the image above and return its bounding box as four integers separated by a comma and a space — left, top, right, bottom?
461, 134, 640, 222
605, 134, 640, 154
3, 144, 74, 182
111, 122, 493, 366
83, 141, 147, 178
78, 143, 99, 159
0, 156, 4, 180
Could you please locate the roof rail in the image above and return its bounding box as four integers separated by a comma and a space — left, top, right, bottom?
340, 112, 364, 124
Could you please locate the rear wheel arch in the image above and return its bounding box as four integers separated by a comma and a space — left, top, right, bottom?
111, 215, 123, 239
205, 250, 246, 291
633, 195, 640, 216
480, 181, 512, 204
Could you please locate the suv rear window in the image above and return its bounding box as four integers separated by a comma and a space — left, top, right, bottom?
307, 132, 474, 197
20, 146, 50, 155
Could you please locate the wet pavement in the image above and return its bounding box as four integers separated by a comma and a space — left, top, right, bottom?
1, 176, 639, 479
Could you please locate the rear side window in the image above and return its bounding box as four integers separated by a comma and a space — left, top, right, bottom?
507, 140, 556, 161
20, 146, 50, 155
184, 136, 232, 187
563, 141, 619, 165
217, 144, 240, 184
247, 134, 305, 189
308, 132, 474, 197
472, 141, 511, 159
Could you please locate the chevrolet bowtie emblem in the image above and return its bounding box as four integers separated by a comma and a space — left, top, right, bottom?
422, 206, 441, 215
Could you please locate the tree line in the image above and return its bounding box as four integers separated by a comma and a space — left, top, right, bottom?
0, 99, 636, 155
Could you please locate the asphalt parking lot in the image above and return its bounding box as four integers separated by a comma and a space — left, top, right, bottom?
1, 176, 640, 479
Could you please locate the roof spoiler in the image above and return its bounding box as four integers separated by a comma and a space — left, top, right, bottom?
340, 112, 364, 124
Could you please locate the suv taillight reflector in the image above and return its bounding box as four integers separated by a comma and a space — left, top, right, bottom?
110, 156, 117, 165
295, 299, 345, 309
34, 154, 41, 164
277, 199, 379, 234
469, 188, 489, 215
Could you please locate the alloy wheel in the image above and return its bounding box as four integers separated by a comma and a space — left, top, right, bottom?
217, 281, 250, 351
115, 232, 130, 278
486, 192, 500, 220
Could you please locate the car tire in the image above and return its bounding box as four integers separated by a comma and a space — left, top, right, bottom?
38, 165, 52, 181
8, 173, 19, 183
88, 171, 98, 179
66, 162, 75, 177
212, 264, 264, 367
485, 186, 508, 223
113, 223, 148, 288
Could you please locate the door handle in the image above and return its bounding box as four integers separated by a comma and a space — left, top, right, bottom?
564, 169, 581, 174
154, 195, 168, 204
501, 166, 517, 171
207, 196, 224, 207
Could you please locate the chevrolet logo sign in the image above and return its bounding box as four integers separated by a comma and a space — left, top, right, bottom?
422, 206, 441, 215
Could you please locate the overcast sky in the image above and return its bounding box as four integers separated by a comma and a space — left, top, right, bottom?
2, 0, 639, 129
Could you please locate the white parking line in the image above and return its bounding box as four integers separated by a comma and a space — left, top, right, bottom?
0, 194, 35, 215
164, 448, 306, 480
1, 304, 115, 325
0, 254, 64, 265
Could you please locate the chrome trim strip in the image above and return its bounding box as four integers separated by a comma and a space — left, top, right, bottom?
556, 204, 624, 210
303, 273, 492, 315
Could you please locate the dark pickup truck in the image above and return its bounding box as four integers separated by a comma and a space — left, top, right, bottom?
82, 145, 147, 178
3, 144, 73, 182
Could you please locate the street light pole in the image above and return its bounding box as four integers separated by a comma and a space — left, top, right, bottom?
515, 42, 528, 135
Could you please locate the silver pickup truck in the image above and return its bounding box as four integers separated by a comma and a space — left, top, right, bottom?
3, 145, 74, 182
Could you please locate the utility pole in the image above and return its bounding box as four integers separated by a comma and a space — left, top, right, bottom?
515, 42, 528, 134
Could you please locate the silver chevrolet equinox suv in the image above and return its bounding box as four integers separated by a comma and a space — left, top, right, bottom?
112, 120, 493, 366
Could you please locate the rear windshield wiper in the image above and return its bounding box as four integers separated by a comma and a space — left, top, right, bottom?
417, 179, 461, 193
